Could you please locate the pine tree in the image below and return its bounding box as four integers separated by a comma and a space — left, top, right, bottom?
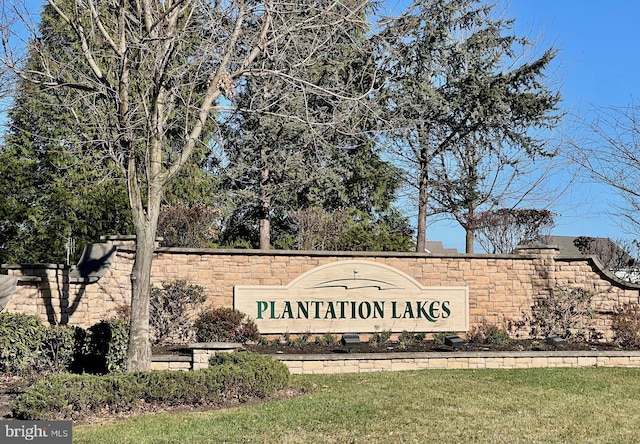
378, 0, 561, 252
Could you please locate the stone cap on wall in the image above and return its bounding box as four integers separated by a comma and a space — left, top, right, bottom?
100, 235, 164, 248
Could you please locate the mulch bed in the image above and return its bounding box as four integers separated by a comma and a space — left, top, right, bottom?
244, 339, 628, 355
153, 339, 630, 356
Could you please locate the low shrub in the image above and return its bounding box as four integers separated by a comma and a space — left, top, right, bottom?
210, 351, 290, 399
314, 332, 339, 346
280, 331, 311, 348
194, 307, 260, 343
12, 352, 289, 421
468, 322, 511, 346
75, 319, 129, 374
612, 303, 640, 347
368, 329, 392, 347
40, 325, 77, 373
398, 331, 426, 346
150, 280, 207, 344
0, 313, 47, 375
432, 332, 449, 345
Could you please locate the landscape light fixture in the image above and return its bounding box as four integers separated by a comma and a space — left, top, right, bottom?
546, 335, 565, 347
444, 334, 464, 349
341, 333, 360, 349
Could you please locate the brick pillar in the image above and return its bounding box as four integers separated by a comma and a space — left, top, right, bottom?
516, 245, 560, 298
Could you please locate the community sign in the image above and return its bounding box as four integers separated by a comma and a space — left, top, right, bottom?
234, 260, 468, 334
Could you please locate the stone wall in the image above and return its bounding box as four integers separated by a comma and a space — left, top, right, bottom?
3, 237, 640, 339
276, 350, 640, 374
148, 350, 640, 373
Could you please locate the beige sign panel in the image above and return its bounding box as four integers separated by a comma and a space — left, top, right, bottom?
234, 260, 468, 334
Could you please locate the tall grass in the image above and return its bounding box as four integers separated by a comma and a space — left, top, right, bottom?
74, 367, 640, 443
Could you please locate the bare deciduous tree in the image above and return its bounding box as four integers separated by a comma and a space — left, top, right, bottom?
572, 236, 638, 275
568, 103, 640, 239
1, 0, 373, 370
475, 208, 554, 254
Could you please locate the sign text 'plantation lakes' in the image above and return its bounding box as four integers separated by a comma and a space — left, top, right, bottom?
255, 299, 451, 321
234, 261, 468, 334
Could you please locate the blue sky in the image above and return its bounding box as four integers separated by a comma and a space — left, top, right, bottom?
424, 0, 640, 252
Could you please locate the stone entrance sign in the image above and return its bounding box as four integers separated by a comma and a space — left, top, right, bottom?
234, 260, 468, 334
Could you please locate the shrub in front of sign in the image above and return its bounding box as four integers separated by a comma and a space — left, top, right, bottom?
279, 331, 312, 348
369, 329, 392, 347
398, 331, 426, 346
194, 307, 260, 343
612, 303, 640, 347
468, 321, 511, 346
13, 352, 289, 421
314, 332, 339, 346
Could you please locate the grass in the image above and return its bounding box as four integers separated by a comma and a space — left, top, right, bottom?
73, 367, 640, 443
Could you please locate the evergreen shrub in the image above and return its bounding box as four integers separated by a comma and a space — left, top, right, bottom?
75, 319, 129, 374
194, 307, 260, 343
0, 313, 78, 375
13, 352, 289, 420
0, 313, 47, 375
40, 324, 77, 373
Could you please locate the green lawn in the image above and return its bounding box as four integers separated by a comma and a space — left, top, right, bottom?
73, 367, 640, 443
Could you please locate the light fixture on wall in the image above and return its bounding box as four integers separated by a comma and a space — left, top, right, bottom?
341, 333, 360, 349
444, 334, 464, 349
546, 335, 565, 347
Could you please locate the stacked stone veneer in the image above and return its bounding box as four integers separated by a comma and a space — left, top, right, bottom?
277, 351, 640, 374
3, 237, 640, 340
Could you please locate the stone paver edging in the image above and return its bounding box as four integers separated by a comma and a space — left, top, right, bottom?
151, 349, 640, 373
272, 351, 640, 374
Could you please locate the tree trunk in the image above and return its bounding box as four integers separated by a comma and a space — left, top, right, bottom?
416, 170, 429, 252
259, 165, 270, 250
259, 214, 270, 250
465, 227, 474, 254
126, 229, 154, 371
465, 207, 476, 254
126, 171, 162, 372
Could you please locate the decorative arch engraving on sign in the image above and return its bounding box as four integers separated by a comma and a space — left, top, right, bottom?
234, 260, 469, 334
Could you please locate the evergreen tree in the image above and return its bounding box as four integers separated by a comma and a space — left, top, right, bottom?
0, 2, 220, 263
0, 63, 132, 264
220, 1, 412, 251
378, 0, 561, 252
